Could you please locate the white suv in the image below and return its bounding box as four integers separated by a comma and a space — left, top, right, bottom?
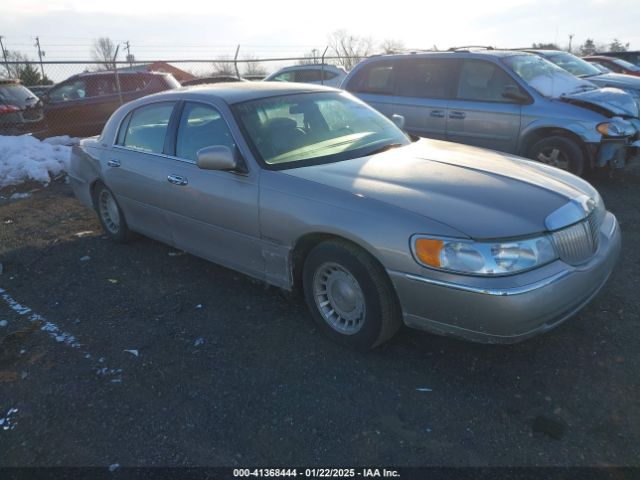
264, 64, 347, 87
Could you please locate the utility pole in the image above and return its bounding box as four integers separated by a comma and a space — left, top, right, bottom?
34, 36, 45, 84
0, 36, 10, 77
125, 40, 133, 67
568, 34, 574, 53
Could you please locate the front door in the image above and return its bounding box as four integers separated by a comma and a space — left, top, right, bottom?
446, 59, 523, 154
162, 101, 262, 278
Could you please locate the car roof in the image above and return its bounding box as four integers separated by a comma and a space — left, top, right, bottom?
73, 70, 170, 78
359, 49, 532, 65
146, 81, 340, 105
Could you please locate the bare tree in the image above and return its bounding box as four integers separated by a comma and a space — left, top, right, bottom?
242, 55, 266, 76
328, 29, 373, 70
211, 55, 237, 76
379, 38, 405, 54
92, 37, 118, 70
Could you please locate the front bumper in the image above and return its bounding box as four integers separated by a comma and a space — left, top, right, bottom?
587, 139, 630, 168
388, 212, 621, 344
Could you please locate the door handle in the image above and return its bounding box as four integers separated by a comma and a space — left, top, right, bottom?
107, 159, 121, 167
449, 111, 466, 120
167, 174, 188, 186
430, 110, 445, 118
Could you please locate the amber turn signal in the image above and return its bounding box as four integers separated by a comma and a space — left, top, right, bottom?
414, 238, 444, 268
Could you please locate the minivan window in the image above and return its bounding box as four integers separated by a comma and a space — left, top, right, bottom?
121, 102, 175, 154
456, 60, 521, 103
176, 102, 236, 161
350, 61, 395, 94
395, 59, 451, 99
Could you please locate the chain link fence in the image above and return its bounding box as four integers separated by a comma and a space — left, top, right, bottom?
0, 55, 353, 138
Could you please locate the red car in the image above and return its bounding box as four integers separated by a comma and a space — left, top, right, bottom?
41, 71, 180, 137
583, 56, 640, 77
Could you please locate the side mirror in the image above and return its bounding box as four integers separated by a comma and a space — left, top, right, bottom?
40, 93, 50, 103
196, 145, 240, 171
391, 114, 406, 130
502, 85, 529, 103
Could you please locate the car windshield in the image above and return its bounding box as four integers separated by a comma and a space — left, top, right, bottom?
545, 52, 603, 78
233, 91, 410, 168
611, 58, 640, 72
502, 55, 597, 98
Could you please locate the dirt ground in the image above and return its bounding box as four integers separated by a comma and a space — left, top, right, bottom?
0, 164, 638, 468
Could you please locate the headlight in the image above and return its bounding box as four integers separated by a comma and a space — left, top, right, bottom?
412, 235, 557, 276
596, 120, 635, 137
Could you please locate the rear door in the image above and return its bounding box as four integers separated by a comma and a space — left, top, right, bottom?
105, 101, 177, 243
392, 58, 454, 140
446, 59, 523, 153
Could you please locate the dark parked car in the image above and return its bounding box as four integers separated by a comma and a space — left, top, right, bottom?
597, 51, 640, 67
583, 56, 640, 77
26, 85, 53, 98
0, 78, 45, 135
42, 71, 180, 137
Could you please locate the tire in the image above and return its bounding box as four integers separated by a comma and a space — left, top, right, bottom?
93, 182, 132, 243
527, 135, 585, 176
302, 239, 402, 350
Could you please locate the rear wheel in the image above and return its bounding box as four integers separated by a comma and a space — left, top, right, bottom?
302, 239, 402, 350
93, 183, 132, 243
527, 136, 585, 176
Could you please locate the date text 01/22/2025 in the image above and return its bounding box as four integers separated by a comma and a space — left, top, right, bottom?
232, 468, 401, 478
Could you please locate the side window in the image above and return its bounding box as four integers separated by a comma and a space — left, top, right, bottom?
606, 61, 623, 73
322, 71, 338, 81
86, 75, 117, 97
273, 72, 294, 82
176, 102, 235, 161
395, 60, 452, 99
349, 61, 395, 94
456, 60, 521, 103
49, 79, 86, 102
122, 102, 175, 154
296, 70, 322, 82
120, 75, 151, 92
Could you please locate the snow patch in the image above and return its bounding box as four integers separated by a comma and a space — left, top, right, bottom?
0, 135, 79, 189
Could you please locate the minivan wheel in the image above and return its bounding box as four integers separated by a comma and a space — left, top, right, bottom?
528, 136, 585, 176
94, 183, 132, 243
302, 239, 402, 350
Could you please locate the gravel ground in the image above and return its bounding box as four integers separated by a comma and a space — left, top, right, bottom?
0, 164, 638, 468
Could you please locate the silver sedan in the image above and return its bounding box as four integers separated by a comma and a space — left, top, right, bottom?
68, 83, 621, 349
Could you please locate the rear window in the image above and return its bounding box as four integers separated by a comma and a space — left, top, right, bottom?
0, 84, 36, 106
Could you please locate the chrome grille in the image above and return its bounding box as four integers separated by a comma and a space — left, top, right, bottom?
551, 206, 604, 265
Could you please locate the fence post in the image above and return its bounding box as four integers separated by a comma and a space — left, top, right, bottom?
320, 46, 329, 86
112, 45, 123, 106
234, 44, 241, 79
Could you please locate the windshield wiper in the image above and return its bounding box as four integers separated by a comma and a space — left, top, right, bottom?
364, 143, 404, 156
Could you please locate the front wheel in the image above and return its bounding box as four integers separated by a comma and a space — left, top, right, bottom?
527, 136, 585, 176
302, 240, 402, 350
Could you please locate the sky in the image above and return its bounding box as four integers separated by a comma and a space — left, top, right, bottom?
1, 0, 639, 66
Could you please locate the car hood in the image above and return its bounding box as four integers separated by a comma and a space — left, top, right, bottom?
560, 86, 639, 117
282, 139, 595, 239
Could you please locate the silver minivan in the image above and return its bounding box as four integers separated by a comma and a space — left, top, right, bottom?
341, 49, 639, 176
